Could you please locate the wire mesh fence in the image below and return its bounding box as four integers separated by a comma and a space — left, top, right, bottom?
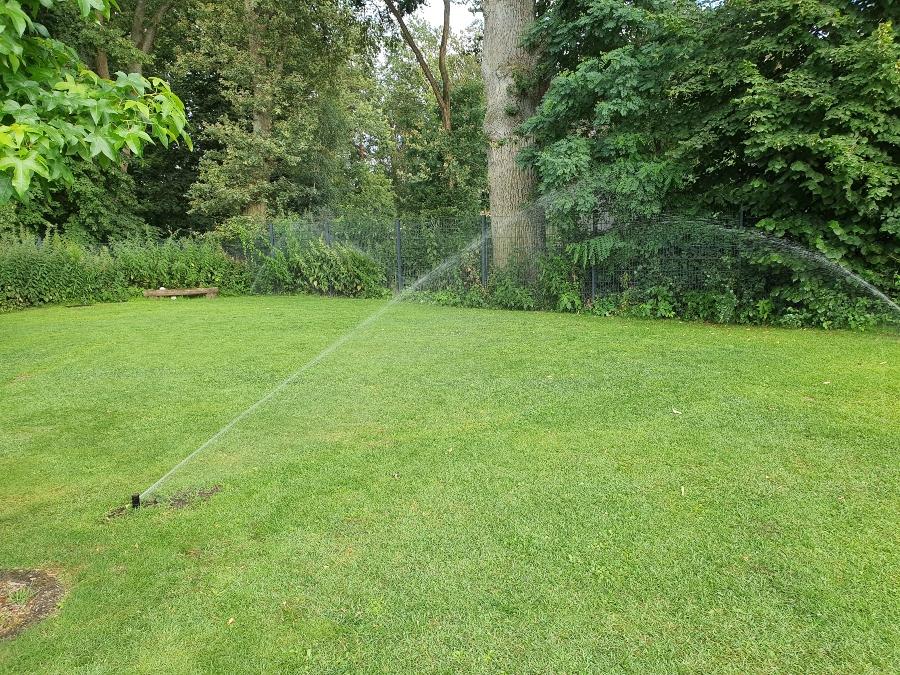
244, 209, 756, 297
5, 200, 895, 327
213, 202, 897, 329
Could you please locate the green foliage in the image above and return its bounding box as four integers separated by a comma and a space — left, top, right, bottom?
0, 0, 190, 202
537, 253, 582, 312
566, 220, 899, 330
379, 19, 487, 222
489, 269, 537, 311
0, 160, 149, 242
0, 234, 127, 309
587, 282, 894, 331
109, 237, 250, 294
526, 0, 900, 285
0, 231, 390, 311
0, 234, 248, 310
186, 0, 392, 222
249, 238, 389, 299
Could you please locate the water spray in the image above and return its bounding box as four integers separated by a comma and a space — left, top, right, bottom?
127, 186, 899, 510
133, 233, 488, 506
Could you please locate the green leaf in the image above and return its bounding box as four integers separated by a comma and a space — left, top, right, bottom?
0, 152, 49, 196
87, 133, 116, 160
0, 174, 13, 203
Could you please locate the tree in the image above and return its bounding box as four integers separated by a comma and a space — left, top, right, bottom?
187, 0, 394, 224
0, 0, 190, 203
525, 0, 899, 284
378, 18, 487, 221
124, 0, 173, 75
79, 0, 178, 79
383, 0, 453, 131
481, 0, 543, 269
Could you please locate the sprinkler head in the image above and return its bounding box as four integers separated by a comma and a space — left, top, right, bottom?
131, 494, 141, 509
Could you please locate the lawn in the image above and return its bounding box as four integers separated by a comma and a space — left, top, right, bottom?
0, 296, 898, 672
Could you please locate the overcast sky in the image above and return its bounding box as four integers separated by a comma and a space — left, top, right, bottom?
416, 1, 477, 30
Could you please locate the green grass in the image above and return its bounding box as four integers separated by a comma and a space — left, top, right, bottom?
1, 296, 898, 672
7, 587, 33, 607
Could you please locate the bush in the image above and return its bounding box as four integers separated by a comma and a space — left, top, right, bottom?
566, 220, 900, 330
110, 237, 250, 295
249, 238, 388, 298
0, 236, 127, 310
0, 234, 388, 312
489, 269, 536, 311
537, 254, 582, 312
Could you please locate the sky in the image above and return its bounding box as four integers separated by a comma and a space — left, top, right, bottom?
416, 1, 477, 31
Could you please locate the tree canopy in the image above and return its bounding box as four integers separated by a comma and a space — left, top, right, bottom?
0, 0, 189, 202
525, 0, 899, 282
0, 0, 896, 297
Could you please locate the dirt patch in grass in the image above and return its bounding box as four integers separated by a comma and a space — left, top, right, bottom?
105, 505, 128, 519
169, 485, 221, 509
106, 485, 221, 518
0, 569, 65, 639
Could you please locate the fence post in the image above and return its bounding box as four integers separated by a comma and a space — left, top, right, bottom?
590, 220, 597, 304
324, 218, 332, 246
739, 205, 745, 228
394, 218, 403, 292
480, 215, 489, 287
267, 221, 275, 249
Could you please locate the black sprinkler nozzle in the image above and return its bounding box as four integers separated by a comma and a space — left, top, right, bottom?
131, 494, 141, 509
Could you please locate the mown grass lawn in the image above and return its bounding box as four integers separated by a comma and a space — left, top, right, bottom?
0, 296, 898, 672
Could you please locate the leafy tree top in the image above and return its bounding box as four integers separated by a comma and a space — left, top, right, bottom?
0, 0, 190, 202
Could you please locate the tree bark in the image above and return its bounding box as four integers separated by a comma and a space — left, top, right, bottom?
481, 0, 543, 271
438, 0, 451, 127
127, 0, 147, 74
127, 0, 172, 76
95, 49, 110, 79
94, 12, 110, 78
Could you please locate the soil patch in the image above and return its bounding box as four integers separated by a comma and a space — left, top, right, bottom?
169, 485, 221, 509
106, 504, 128, 519
105, 485, 221, 519
0, 569, 65, 639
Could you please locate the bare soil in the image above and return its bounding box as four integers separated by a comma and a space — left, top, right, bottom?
169, 485, 221, 509
106, 485, 221, 519
0, 569, 65, 639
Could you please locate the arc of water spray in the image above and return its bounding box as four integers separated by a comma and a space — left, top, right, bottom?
138, 187, 899, 503
138, 233, 487, 502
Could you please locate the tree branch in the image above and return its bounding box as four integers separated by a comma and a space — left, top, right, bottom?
141, 1, 173, 53
438, 0, 451, 126
384, 0, 451, 131
130, 0, 147, 46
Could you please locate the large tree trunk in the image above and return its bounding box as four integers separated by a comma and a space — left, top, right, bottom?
482, 0, 543, 271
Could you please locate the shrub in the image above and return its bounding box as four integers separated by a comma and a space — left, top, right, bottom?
110, 237, 250, 295
0, 234, 388, 312
0, 236, 128, 310
537, 254, 582, 312
489, 270, 536, 311
250, 238, 388, 298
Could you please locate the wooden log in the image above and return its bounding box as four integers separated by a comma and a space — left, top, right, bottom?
143, 287, 219, 299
